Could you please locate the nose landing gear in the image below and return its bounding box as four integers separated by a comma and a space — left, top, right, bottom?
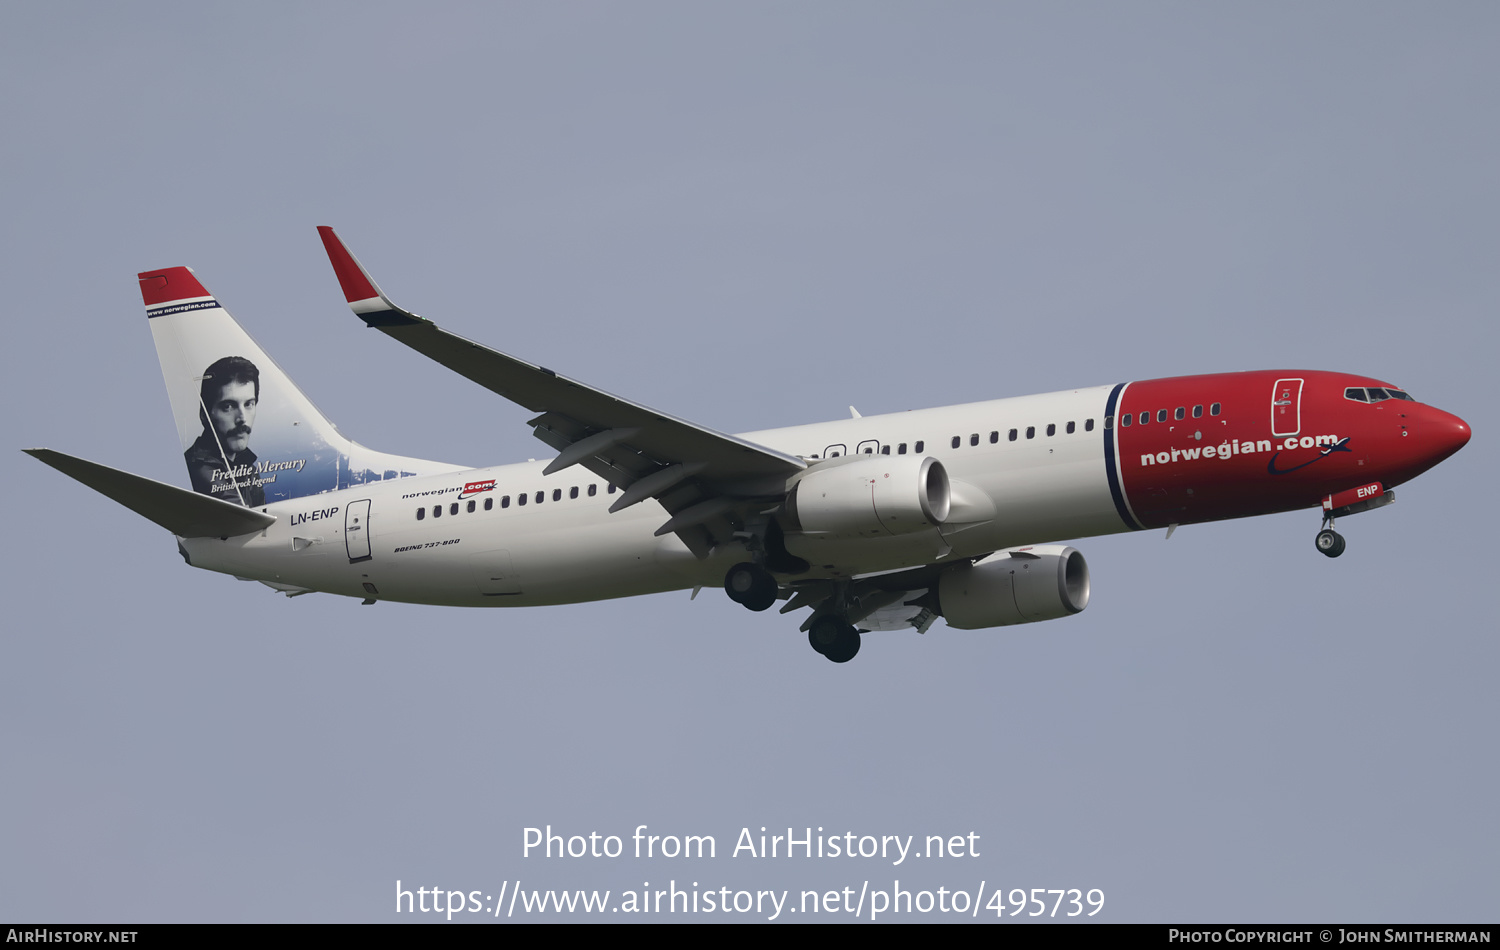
1315, 485, 1397, 558
1315, 515, 1346, 558
1315, 529, 1346, 557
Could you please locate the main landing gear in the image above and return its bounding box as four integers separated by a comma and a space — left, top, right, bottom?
807, 614, 861, 664
1315, 516, 1346, 558
724, 562, 777, 612
723, 562, 863, 664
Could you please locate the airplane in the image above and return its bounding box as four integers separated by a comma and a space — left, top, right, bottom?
25, 228, 1472, 663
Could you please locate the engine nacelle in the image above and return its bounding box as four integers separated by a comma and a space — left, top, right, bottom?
786, 455, 950, 539
937, 545, 1090, 629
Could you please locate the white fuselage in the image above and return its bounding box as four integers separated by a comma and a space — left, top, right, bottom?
182, 385, 1125, 606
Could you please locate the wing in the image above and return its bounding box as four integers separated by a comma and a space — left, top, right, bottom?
316, 227, 806, 557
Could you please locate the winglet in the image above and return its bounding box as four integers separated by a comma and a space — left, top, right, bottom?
316, 226, 421, 327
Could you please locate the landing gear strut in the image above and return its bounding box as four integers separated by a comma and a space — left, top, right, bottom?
724, 562, 777, 612
807, 614, 861, 663
1315, 516, 1346, 558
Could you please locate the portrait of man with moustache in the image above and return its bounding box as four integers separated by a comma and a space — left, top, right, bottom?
185, 355, 266, 507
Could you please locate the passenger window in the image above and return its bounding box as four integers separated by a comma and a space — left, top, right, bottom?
1210, 402, 1221, 416
1103, 416, 1112, 429
1121, 414, 1131, 427
951, 436, 961, 449
1193, 404, 1203, 418
467, 499, 476, 513
553, 489, 562, 501
518, 493, 527, 506
1140, 412, 1150, 425
898, 443, 907, 455
433, 505, 442, 518
1066, 421, 1076, 434
1085, 419, 1095, 432
1156, 409, 1168, 423
588, 484, 597, 496
1008, 429, 1018, 441
502, 495, 511, 508
1026, 426, 1035, 439
989, 430, 999, 444
535, 491, 544, 504
914, 441, 924, 453
608, 484, 617, 493
570, 486, 579, 499
416, 508, 425, 521
484, 498, 493, 510
880, 445, 890, 455
450, 503, 459, 516
969, 433, 979, 446
1175, 407, 1185, 420
1046, 423, 1056, 436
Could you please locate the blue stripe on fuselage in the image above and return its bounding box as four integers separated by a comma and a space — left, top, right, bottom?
1103, 382, 1142, 530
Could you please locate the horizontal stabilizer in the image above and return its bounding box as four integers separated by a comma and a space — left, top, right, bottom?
24, 449, 277, 538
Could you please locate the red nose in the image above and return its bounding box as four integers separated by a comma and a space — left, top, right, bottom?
1426, 407, 1471, 462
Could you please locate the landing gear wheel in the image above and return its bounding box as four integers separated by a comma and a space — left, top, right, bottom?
724, 562, 777, 612
808, 615, 861, 663
1315, 528, 1346, 558
807, 616, 838, 655
824, 627, 861, 664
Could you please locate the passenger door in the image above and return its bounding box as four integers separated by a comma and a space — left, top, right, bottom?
1271, 378, 1303, 437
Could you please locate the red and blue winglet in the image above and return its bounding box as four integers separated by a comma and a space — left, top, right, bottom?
316, 226, 421, 327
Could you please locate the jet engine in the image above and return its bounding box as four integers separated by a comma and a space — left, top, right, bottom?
785, 455, 950, 539
937, 545, 1090, 628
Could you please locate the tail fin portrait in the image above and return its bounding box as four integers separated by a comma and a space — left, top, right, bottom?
141, 266, 459, 506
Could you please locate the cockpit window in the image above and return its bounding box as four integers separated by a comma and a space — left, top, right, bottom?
1346, 386, 1416, 404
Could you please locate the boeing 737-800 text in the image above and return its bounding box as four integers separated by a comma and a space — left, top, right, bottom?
25, 228, 1472, 662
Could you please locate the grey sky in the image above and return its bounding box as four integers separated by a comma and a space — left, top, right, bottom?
2, 3, 1495, 922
